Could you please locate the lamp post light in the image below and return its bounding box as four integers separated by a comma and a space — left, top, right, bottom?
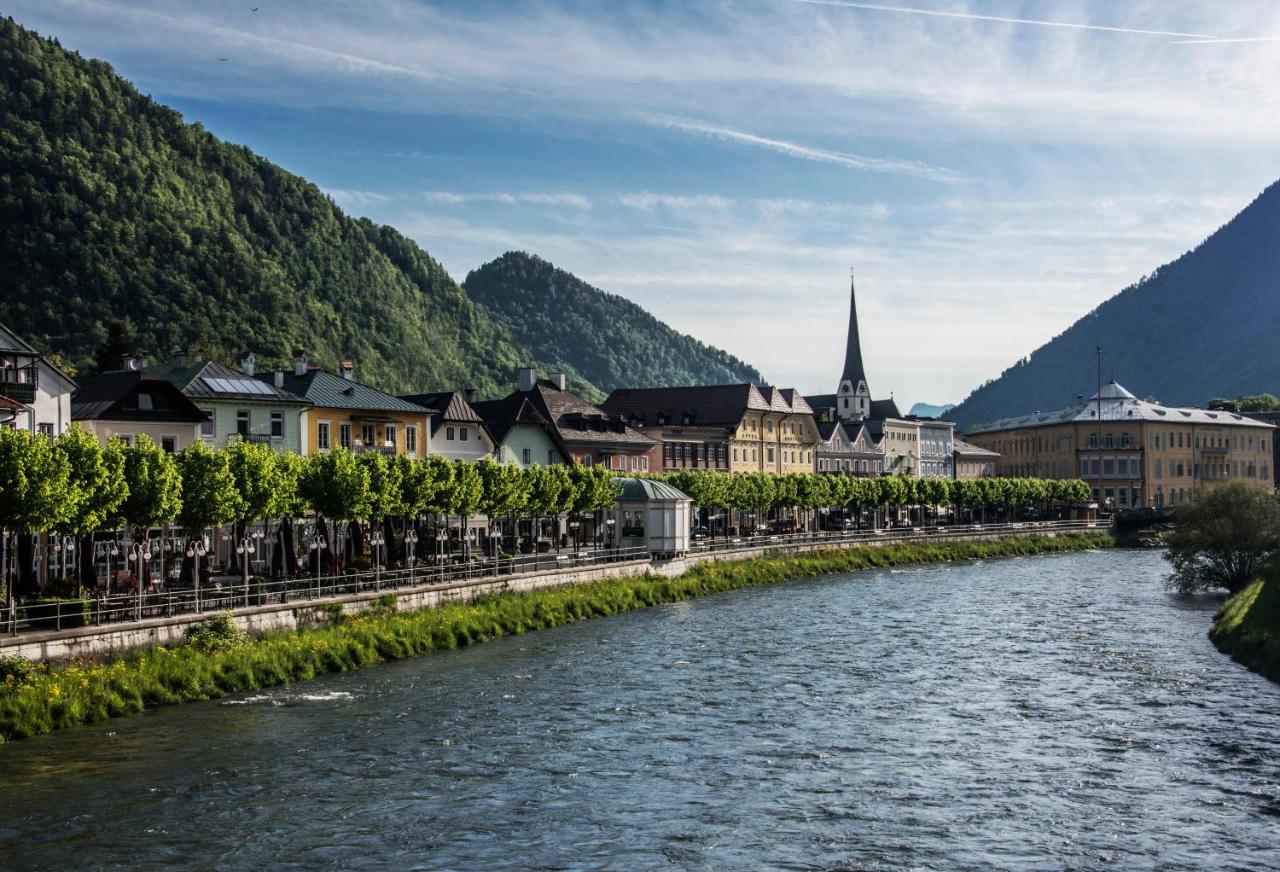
308, 533, 328, 598
236, 528, 263, 606
126, 537, 159, 620
369, 528, 386, 589
50, 535, 76, 583
404, 528, 419, 586
185, 537, 208, 612
490, 522, 503, 576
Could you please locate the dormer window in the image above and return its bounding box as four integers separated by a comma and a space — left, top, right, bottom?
136, 393, 153, 411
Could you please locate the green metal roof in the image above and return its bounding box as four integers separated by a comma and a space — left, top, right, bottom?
616, 477, 691, 502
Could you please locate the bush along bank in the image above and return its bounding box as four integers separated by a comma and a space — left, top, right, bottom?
1209, 560, 1280, 684
0, 531, 1113, 742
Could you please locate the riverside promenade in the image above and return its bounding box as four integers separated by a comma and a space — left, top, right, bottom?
1, 520, 1102, 662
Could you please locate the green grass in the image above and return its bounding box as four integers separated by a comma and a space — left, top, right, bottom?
0, 532, 1112, 742
1210, 560, 1280, 684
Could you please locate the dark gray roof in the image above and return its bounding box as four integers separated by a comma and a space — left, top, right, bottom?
601, 384, 772, 428
953, 438, 999, 458
150, 360, 308, 404
518, 379, 655, 448
803, 394, 900, 422
471, 395, 555, 446
399, 391, 484, 434
275, 369, 426, 414
72, 370, 208, 424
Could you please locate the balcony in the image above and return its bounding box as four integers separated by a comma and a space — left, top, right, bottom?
1198, 444, 1229, 454
0, 382, 35, 404
354, 444, 396, 456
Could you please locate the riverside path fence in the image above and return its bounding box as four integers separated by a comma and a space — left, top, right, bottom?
1, 519, 1102, 637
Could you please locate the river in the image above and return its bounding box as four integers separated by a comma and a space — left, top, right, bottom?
1, 549, 1278, 869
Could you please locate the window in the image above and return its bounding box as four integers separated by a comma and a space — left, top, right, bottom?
385, 424, 396, 448
161, 434, 178, 454
271, 412, 284, 439
548, 450, 557, 464
237, 410, 250, 439
446, 426, 455, 441
522, 448, 532, 465
641, 456, 649, 471
460, 427, 469, 442
199, 409, 215, 438
339, 423, 352, 449
582, 454, 593, 468
317, 422, 331, 450
767, 447, 775, 463
406, 426, 417, 453
361, 424, 375, 447
37, 422, 54, 439
767, 420, 774, 434
137, 393, 153, 411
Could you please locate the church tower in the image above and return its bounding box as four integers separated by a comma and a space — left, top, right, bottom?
836, 273, 872, 422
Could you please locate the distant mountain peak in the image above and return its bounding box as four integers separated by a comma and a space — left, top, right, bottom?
950, 180, 1280, 432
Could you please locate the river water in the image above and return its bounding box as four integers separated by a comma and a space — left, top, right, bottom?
1, 549, 1278, 870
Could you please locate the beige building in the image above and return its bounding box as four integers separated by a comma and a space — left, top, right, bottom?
965, 381, 1274, 509
953, 439, 998, 479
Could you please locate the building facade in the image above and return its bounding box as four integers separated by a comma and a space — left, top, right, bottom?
71, 364, 207, 451
471, 395, 569, 468
0, 324, 76, 437
276, 354, 430, 457
953, 438, 998, 479
400, 390, 496, 462
816, 420, 885, 476
602, 383, 820, 475
965, 380, 1274, 508
150, 353, 310, 453
510, 369, 656, 473
915, 418, 956, 478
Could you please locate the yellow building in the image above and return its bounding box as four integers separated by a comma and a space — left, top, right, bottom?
965, 381, 1274, 509
601, 383, 820, 474
277, 356, 430, 457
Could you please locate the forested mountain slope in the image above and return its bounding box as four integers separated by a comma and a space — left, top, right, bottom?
951, 180, 1280, 432
464, 252, 763, 394
0, 18, 539, 395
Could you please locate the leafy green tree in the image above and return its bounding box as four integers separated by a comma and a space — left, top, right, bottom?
119, 435, 182, 535
0, 427, 72, 597
1165, 481, 1280, 594
175, 441, 242, 536
298, 447, 370, 528
224, 441, 287, 526
358, 452, 406, 520
54, 425, 128, 537
478, 459, 528, 520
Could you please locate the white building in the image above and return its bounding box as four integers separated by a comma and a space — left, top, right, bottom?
0, 324, 76, 436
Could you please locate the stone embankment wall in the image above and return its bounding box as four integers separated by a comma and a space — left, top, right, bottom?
0, 526, 1096, 662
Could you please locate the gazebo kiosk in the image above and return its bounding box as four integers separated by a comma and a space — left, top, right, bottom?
613, 477, 692, 558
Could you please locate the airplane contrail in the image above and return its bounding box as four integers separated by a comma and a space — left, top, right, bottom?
789, 0, 1216, 40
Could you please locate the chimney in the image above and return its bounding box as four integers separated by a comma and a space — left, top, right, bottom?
339, 359, 355, 381
170, 348, 188, 367
240, 351, 256, 377
552, 372, 567, 391
293, 350, 308, 377
464, 387, 477, 404
274, 370, 284, 389
517, 367, 537, 392
121, 353, 141, 371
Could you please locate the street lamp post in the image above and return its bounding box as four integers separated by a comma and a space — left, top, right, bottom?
308, 532, 328, 598
126, 537, 159, 620
185, 537, 208, 613
370, 528, 386, 589
236, 527, 264, 606
404, 528, 419, 586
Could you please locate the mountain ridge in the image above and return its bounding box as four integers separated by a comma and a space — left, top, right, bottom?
950, 180, 1280, 432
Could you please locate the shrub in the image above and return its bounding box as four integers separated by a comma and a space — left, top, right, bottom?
0, 654, 38, 688
25, 598, 91, 631
185, 612, 251, 654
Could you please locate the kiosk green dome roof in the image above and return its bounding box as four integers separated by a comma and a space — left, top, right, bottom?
616, 477, 691, 502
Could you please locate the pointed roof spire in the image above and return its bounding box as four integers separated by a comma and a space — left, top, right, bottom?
841, 269, 868, 387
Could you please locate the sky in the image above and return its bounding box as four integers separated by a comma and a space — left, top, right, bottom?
9, 1, 1280, 408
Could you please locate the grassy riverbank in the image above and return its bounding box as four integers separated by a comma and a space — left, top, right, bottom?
1209, 561, 1280, 684
0, 532, 1112, 742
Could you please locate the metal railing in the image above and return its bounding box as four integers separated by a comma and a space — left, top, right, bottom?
687, 519, 1100, 557
1, 545, 651, 637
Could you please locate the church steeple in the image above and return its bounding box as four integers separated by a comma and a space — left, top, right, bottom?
836, 271, 872, 422
841, 271, 868, 387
